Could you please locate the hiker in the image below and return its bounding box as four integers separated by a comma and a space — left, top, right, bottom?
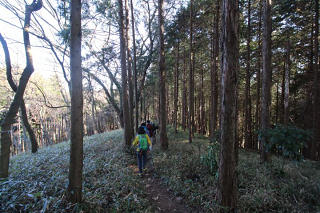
146, 120, 159, 144
140, 122, 150, 137
132, 126, 152, 176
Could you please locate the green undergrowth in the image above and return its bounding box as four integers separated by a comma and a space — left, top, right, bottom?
0, 129, 153, 212
151, 126, 320, 212
1, 127, 320, 212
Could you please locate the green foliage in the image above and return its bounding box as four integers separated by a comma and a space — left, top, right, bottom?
0, 130, 151, 212
2, 128, 320, 212
259, 125, 312, 160
200, 141, 219, 177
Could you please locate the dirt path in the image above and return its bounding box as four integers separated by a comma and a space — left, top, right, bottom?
130, 161, 190, 212
143, 173, 190, 213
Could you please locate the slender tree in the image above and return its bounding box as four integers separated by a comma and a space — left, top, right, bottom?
217, 0, 239, 209
284, 38, 290, 125
244, 0, 253, 149
174, 41, 180, 133
260, 0, 272, 162
0, 0, 42, 178
189, 0, 194, 143
255, 0, 262, 150
125, 0, 134, 139
67, 0, 83, 203
0, 34, 38, 153
130, 0, 138, 132
210, 0, 220, 139
312, 0, 319, 160
182, 48, 187, 130
119, 0, 132, 147
158, 0, 168, 150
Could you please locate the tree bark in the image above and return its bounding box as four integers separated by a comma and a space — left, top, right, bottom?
189, 0, 194, 143
200, 67, 205, 134
182, 49, 187, 130
284, 38, 290, 125
217, 0, 239, 210
130, 0, 138, 132
119, 0, 132, 147
0, 0, 42, 178
260, 0, 272, 162
174, 41, 180, 133
0, 34, 38, 153
255, 0, 262, 150
125, 0, 134, 139
245, 0, 252, 149
312, 0, 320, 160
67, 0, 83, 203
210, 0, 220, 139
158, 0, 168, 150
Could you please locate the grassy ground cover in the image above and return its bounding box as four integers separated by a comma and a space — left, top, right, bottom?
1, 127, 319, 212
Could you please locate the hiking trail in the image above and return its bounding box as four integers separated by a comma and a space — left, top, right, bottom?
130, 138, 191, 213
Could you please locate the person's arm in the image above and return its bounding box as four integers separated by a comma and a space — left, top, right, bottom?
132, 136, 139, 146
146, 135, 152, 147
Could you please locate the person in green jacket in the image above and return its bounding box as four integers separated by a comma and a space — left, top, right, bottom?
132, 126, 152, 176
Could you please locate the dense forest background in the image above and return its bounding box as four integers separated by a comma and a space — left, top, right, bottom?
0, 0, 320, 211
0, 0, 319, 158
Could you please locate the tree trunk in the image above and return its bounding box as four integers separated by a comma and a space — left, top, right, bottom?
217, 0, 239, 210
200, 67, 205, 134
284, 39, 290, 125
174, 41, 180, 133
255, 0, 262, 150
88, 77, 97, 134
260, 0, 272, 162
312, 0, 320, 160
20, 101, 37, 152
158, 0, 168, 150
210, 0, 220, 139
244, 0, 252, 149
125, 0, 134, 139
0, 1, 42, 178
130, 0, 138, 132
189, 0, 194, 143
0, 34, 38, 153
182, 49, 187, 130
119, 0, 132, 147
67, 0, 83, 203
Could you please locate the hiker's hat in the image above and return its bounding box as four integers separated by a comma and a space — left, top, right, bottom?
138, 126, 145, 134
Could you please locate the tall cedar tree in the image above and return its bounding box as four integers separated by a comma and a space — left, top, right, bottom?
189, 0, 194, 143
130, 0, 139, 132
67, 0, 83, 203
125, 0, 134, 138
284, 38, 290, 125
174, 41, 179, 133
245, 0, 253, 149
158, 0, 168, 150
260, 0, 272, 162
217, 0, 239, 210
182, 48, 187, 130
0, 0, 42, 178
119, 0, 132, 147
255, 0, 262, 150
312, 0, 319, 160
210, 0, 219, 138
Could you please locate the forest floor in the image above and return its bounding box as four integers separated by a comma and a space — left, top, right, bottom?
129, 149, 191, 213
1, 127, 320, 212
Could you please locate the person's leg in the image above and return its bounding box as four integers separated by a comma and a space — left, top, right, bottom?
142, 151, 147, 171
137, 151, 142, 173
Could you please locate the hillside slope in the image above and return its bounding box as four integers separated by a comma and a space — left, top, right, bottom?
1, 128, 320, 212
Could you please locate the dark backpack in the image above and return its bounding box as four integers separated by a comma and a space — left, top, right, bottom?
138, 134, 148, 151
147, 123, 153, 137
